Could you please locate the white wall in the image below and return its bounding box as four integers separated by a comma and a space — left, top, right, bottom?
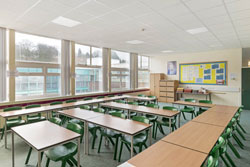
150, 48, 242, 106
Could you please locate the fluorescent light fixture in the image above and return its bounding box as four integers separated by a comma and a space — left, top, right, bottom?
52, 16, 81, 27
126, 40, 144, 44
161, 50, 173, 53
210, 44, 223, 48
186, 27, 208, 34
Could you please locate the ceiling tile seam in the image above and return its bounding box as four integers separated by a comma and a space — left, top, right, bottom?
13, 0, 42, 23
138, 0, 213, 50
180, 0, 225, 48
222, 0, 243, 47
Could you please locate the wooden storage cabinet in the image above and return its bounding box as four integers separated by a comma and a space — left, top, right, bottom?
150, 73, 166, 98
159, 80, 179, 103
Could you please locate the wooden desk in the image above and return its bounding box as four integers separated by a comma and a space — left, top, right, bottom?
207, 105, 239, 115
176, 92, 211, 101
161, 121, 224, 154
119, 141, 207, 167
11, 121, 81, 167
100, 102, 180, 131
173, 100, 215, 108
124, 95, 157, 102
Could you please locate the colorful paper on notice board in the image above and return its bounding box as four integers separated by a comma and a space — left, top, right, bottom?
179, 62, 227, 85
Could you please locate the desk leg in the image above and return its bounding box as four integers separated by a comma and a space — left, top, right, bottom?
38, 151, 41, 167
128, 110, 130, 119
77, 137, 80, 167
84, 121, 89, 155
178, 113, 181, 128
130, 136, 133, 158
46, 111, 49, 120
169, 118, 172, 133
5, 118, 7, 149
12, 131, 14, 167
149, 127, 152, 145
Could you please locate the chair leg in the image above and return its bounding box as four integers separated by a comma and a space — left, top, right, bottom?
237, 122, 247, 133
152, 122, 156, 139
61, 160, 67, 167
1, 127, 5, 140
191, 113, 194, 119
98, 135, 103, 153
143, 143, 147, 149
228, 140, 241, 158
46, 158, 50, 167
236, 127, 246, 140
25, 147, 32, 164
69, 157, 79, 166
118, 142, 123, 162
113, 137, 119, 160
225, 152, 236, 167
154, 124, 158, 138
232, 134, 244, 149
182, 112, 186, 120
66, 159, 74, 166
220, 154, 230, 167
91, 130, 97, 149
139, 144, 143, 152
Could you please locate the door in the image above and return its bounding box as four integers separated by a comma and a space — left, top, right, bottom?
242, 68, 250, 110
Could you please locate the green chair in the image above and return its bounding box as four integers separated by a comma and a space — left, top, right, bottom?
25, 117, 62, 165
25, 104, 46, 124
234, 112, 246, 141
108, 100, 126, 114
236, 108, 247, 134
50, 101, 63, 105
45, 123, 83, 167
206, 156, 215, 167
118, 116, 149, 162
65, 99, 77, 103
127, 102, 138, 118
83, 97, 93, 101
68, 105, 91, 125
196, 100, 212, 116
107, 95, 115, 97
148, 95, 157, 104
155, 106, 178, 138
1, 106, 25, 140
96, 96, 105, 99
231, 114, 245, 149
145, 103, 159, 139
137, 94, 147, 106
98, 112, 126, 160
180, 99, 196, 120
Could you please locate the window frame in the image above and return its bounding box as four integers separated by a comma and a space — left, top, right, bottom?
138, 55, 150, 88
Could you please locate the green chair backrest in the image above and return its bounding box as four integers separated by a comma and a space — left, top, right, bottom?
49, 117, 62, 125
185, 99, 196, 102
110, 112, 126, 119
107, 95, 115, 97
79, 105, 91, 110
199, 100, 212, 104
207, 155, 215, 167
132, 116, 150, 124
138, 94, 146, 97
83, 97, 93, 101
25, 104, 41, 109
227, 118, 236, 129
163, 106, 178, 111
127, 101, 139, 105
3, 106, 22, 112
50, 101, 63, 105
93, 108, 105, 113
210, 137, 224, 166
66, 123, 84, 135
148, 95, 156, 98
65, 99, 77, 103
115, 100, 126, 104
146, 103, 159, 109
97, 96, 105, 99
222, 128, 231, 140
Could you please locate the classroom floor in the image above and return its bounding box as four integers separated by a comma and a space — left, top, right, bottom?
0, 103, 250, 167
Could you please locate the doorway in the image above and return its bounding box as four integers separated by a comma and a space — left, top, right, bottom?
242, 68, 250, 110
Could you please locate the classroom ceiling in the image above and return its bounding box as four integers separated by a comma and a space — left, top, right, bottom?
0, 0, 250, 56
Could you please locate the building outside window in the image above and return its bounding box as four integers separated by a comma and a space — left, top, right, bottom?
111, 50, 130, 91
75, 44, 103, 94
138, 55, 150, 88
15, 32, 61, 100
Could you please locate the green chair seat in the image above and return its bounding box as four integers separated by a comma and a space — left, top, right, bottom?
121, 133, 147, 146
45, 142, 77, 161
180, 99, 196, 120
6, 119, 26, 127
180, 107, 194, 113
65, 99, 77, 103
157, 118, 176, 125
109, 110, 124, 114
50, 101, 63, 105
27, 116, 46, 123
145, 115, 158, 121
83, 97, 93, 101
68, 119, 82, 125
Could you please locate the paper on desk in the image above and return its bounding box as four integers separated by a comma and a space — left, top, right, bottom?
117, 162, 135, 167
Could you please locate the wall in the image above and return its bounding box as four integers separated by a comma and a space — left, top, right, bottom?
150, 48, 242, 106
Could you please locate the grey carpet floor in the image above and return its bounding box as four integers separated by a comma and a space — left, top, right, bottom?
0, 103, 249, 167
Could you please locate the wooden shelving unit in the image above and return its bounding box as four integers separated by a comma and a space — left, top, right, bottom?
159, 80, 179, 103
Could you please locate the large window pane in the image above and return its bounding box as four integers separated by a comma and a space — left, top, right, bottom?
75, 44, 90, 66
142, 56, 149, 69
138, 71, 150, 88
92, 47, 102, 66
17, 67, 42, 73
46, 76, 60, 94
75, 67, 102, 94
16, 76, 44, 97
111, 50, 130, 68
15, 32, 61, 63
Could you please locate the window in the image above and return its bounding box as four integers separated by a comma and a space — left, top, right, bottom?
138, 55, 150, 88
75, 44, 103, 94
15, 32, 61, 100
111, 50, 130, 91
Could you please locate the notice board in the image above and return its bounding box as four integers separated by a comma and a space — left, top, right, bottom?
179, 61, 227, 85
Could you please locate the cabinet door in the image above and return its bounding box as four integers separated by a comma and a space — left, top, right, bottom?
150, 74, 155, 95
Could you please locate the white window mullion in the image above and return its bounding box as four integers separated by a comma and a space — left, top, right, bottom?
0, 27, 7, 101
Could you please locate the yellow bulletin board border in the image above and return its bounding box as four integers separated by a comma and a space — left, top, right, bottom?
179, 61, 227, 85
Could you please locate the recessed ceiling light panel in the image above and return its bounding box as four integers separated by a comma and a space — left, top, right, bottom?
126, 40, 145, 44
161, 50, 173, 53
186, 27, 208, 34
52, 16, 81, 27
